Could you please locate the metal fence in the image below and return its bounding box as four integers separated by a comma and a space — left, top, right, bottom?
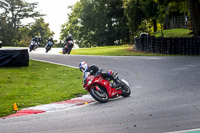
134, 37, 200, 55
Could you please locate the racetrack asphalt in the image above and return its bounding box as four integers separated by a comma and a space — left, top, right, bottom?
1, 47, 200, 133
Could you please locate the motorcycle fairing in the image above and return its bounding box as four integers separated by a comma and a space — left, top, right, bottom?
92, 75, 122, 98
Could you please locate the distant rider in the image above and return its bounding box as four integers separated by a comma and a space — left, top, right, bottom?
65, 34, 73, 45
37, 36, 41, 46
79, 61, 120, 87
46, 37, 54, 47
31, 36, 38, 43
30, 36, 38, 49
63, 34, 74, 54
48, 37, 54, 44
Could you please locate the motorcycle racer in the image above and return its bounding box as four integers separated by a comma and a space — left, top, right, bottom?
79, 61, 131, 103
45, 37, 54, 47
65, 34, 73, 44
31, 36, 38, 47
44, 37, 54, 53
63, 34, 74, 54
79, 61, 120, 87
29, 36, 38, 51
48, 37, 54, 44
31, 36, 38, 43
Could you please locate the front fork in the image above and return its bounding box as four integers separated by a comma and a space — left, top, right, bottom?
92, 85, 100, 91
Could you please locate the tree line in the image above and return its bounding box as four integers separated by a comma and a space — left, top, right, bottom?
0, 0, 54, 47
0, 0, 200, 47
60, 0, 200, 47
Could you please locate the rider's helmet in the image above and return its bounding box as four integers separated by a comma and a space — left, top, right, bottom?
68, 34, 72, 39
79, 61, 89, 72
34, 36, 38, 39
38, 36, 41, 41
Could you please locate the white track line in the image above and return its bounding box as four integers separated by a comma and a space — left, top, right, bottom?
31, 59, 78, 69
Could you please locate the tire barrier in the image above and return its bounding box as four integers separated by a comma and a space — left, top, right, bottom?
0, 41, 2, 48
0, 49, 29, 67
134, 37, 200, 55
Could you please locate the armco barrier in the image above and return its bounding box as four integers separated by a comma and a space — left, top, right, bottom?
134, 37, 200, 55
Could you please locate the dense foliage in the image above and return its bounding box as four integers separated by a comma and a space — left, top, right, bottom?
1, 0, 200, 47
61, 0, 199, 47
0, 0, 54, 46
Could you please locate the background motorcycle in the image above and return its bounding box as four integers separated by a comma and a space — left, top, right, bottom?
29, 41, 37, 52
62, 40, 74, 54
45, 41, 53, 53
83, 70, 131, 103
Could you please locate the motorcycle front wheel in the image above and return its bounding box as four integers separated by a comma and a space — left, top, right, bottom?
120, 81, 131, 97
67, 47, 72, 54
90, 87, 108, 103
63, 48, 67, 54
29, 45, 34, 52
46, 46, 51, 53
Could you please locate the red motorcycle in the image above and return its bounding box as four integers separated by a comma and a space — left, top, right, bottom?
83, 70, 131, 103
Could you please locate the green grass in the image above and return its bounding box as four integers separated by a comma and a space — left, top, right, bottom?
71, 45, 165, 56
155, 29, 193, 37
0, 60, 87, 117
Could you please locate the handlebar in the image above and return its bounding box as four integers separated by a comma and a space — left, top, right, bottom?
95, 69, 102, 76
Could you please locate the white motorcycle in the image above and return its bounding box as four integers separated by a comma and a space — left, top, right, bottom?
29, 41, 38, 52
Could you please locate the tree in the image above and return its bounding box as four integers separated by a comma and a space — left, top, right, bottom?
140, 0, 158, 32
0, 0, 42, 45
156, 0, 200, 35
0, 0, 41, 29
124, 0, 145, 37
29, 18, 54, 46
61, 0, 129, 47
60, 1, 87, 47
102, 0, 129, 45
187, 0, 200, 36
0, 16, 15, 45
17, 26, 32, 47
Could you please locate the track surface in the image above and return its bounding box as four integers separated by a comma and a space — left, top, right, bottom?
1, 49, 200, 133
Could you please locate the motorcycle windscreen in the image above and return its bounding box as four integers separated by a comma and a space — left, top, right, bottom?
0, 49, 29, 67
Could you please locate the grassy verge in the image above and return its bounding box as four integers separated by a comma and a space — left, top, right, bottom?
154, 29, 193, 37
0, 60, 87, 117
71, 45, 166, 56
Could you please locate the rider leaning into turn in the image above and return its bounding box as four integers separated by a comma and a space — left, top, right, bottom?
31, 36, 38, 43
45, 37, 54, 49
79, 61, 120, 88
37, 36, 41, 45
64, 34, 74, 47
30, 36, 39, 48
65, 34, 73, 44
48, 37, 54, 44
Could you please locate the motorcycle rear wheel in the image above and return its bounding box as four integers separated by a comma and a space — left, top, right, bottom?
120, 81, 131, 97
90, 87, 108, 103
